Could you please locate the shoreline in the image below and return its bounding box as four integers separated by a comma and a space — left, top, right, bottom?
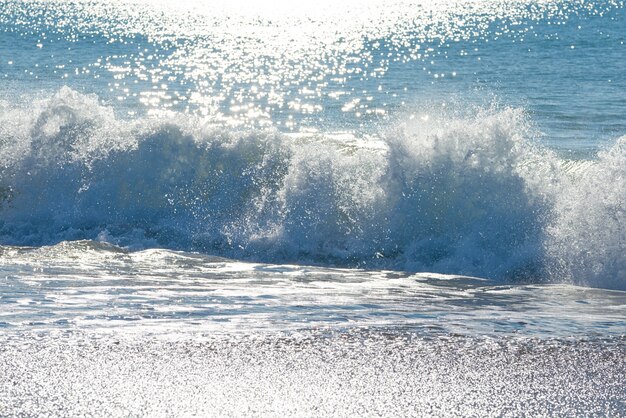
2, 329, 625, 416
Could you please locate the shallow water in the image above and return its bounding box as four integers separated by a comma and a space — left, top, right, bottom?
2, 331, 625, 416
2, 242, 626, 337
1, 242, 625, 415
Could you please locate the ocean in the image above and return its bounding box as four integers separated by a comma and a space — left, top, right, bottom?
0, 0, 625, 415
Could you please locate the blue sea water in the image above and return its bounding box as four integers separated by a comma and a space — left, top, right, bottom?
0, 0, 625, 415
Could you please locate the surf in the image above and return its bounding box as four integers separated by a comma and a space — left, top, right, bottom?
0, 87, 624, 289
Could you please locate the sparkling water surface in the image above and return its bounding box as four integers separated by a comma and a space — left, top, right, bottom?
2, 242, 626, 337
2, 0, 625, 147
1, 0, 625, 415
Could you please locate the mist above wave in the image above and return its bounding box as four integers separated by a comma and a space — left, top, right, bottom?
0, 88, 624, 288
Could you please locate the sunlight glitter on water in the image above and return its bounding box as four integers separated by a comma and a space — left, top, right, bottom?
2, 243, 625, 337
4, 0, 621, 133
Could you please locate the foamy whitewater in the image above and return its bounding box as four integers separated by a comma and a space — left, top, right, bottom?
1, 0, 625, 416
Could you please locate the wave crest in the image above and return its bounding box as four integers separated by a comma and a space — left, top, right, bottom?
0, 88, 624, 289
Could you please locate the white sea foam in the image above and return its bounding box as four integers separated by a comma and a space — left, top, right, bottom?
546, 137, 626, 289
0, 88, 624, 288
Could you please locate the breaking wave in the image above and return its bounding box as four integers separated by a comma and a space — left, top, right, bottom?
0, 88, 624, 288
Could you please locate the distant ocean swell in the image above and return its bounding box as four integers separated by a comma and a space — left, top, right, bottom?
1, 87, 624, 288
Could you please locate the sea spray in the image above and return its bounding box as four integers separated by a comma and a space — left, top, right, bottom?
546, 137, 626, 289
0, 88, 624, 288
380, 107, 557, 278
